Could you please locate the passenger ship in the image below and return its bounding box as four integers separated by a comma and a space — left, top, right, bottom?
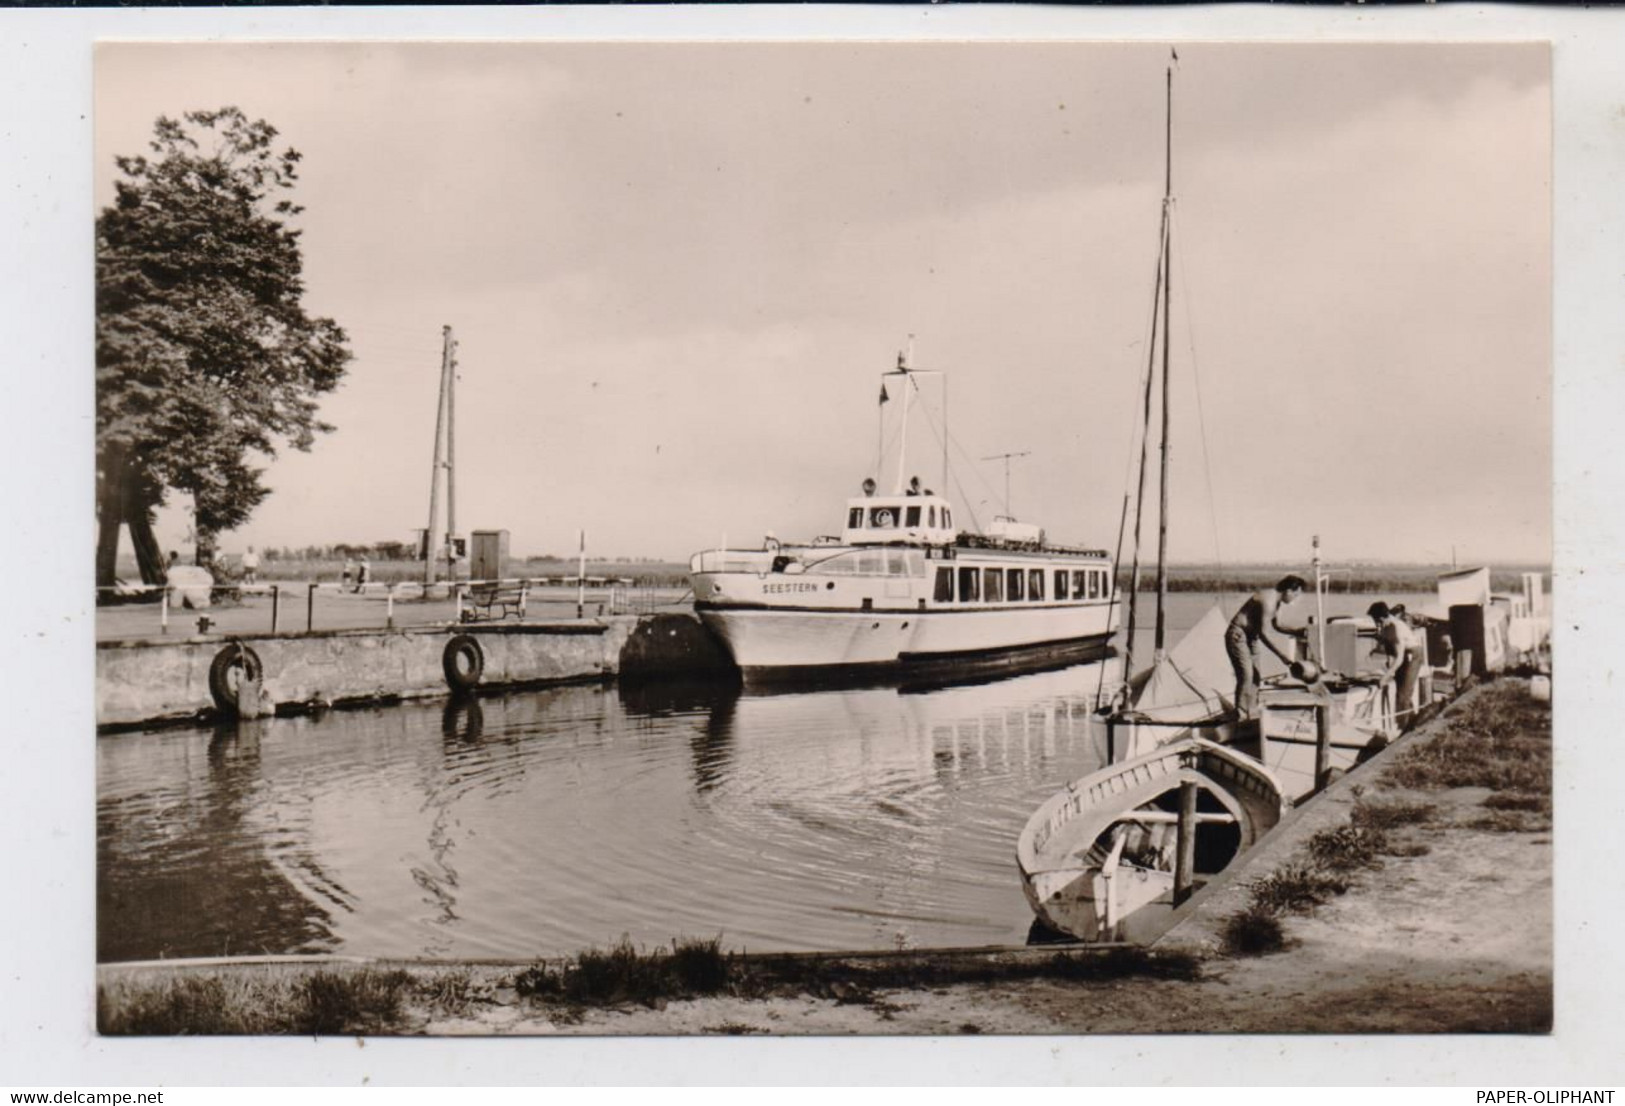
689, 484, 1119, 680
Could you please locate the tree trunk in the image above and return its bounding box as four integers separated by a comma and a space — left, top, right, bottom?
95, 448, 125, 595
126, 505, 166, 586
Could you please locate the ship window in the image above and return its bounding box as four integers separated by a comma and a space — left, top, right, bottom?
905, 505, 922, 528
869, 506, 898, 529
1007, 568, 1024, 601
943, 508, 953, 530
1090, 570, 1103, 599
928, 506, 937, 528
1073, 570, 1088, 600
1030, 569, 1045, 600
984, 568, 1004, 603
958, 566, 980, 602
934, 566, 954, 602
858, 550, 885, 575
848, 508, 864, 529
1055, 570, 1068, 600
903, 551, 924, 577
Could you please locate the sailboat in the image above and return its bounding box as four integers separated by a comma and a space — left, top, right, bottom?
1017, 55, 1293, 940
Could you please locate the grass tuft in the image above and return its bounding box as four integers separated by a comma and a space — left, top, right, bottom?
1246, 862, 1351, 915
1306, 825, 1388, 871
514, 935, 731, 1007
1352, 798, 1436, 832
99, 968, 411, 1036
1219, 905, 1287, 956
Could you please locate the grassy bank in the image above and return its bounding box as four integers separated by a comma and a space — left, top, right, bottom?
1217, 678, 1551, 957
98, 942, 1200, 1036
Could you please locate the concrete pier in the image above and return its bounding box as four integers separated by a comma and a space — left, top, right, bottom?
96, 612, 734, 730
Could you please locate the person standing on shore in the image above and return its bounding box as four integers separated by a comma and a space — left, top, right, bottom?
1225, 575, 1307, 720
342, 556, 356, 592
241, 545, 259, 585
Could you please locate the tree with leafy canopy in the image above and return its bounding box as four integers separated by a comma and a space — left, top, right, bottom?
96, 107, 350, 592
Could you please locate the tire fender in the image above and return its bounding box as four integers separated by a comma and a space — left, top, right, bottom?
443, 634, 485, 693
208, 643, 264, 714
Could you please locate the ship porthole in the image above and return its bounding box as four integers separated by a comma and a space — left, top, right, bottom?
826, 581, 835, 590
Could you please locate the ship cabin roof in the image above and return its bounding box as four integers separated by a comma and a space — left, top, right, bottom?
841, 494, 957, 547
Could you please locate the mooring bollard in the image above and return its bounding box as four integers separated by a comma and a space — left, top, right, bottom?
1314, 702, 1332, 793
307, 582, 317, 633
270, 584, 280, 634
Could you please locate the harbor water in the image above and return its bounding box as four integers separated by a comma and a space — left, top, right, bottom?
97, 590, 1421, 962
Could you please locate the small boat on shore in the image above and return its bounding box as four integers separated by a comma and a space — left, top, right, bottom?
1017, 737, 1287, 941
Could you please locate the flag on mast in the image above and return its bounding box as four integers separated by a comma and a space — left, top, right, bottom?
879, 382, 889, 405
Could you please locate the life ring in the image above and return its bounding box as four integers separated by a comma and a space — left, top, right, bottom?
208, 642, 263, 714
874, 509, 894, 528
442, 634, 485, 693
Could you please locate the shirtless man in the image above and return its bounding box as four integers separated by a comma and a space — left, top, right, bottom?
1225, 575, 1306, 720
1368, 601, 1422, 721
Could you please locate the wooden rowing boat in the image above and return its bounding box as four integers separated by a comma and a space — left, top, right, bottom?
1016, 737, 1287, 942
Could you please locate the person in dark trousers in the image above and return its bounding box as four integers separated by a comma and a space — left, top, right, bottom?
1225, 575, 1306, 720
1369, 601, 1422, 722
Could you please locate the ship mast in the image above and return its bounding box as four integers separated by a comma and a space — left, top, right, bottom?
1152, 58, 1175, 664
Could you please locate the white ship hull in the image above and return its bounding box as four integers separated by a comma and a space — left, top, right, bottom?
697, 600, 1116, 678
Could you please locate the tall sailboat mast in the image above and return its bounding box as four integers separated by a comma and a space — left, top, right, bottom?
1152, 57, 1175, 664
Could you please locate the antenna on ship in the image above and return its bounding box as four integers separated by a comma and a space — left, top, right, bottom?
981, 451, 1032, 517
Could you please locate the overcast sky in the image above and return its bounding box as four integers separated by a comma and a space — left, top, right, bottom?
96, 41, 1550, 566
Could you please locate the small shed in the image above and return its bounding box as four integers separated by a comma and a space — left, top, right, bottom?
471, 529, 510, 582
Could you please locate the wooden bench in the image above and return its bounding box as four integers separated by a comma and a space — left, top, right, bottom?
461, 581, 528, 622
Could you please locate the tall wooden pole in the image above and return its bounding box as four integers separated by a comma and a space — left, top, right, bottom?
424, 325, 453, 588
1153, 61, 1174, 663
446, 328, 458, 581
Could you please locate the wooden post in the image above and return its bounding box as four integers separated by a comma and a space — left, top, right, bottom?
307, 582, 317, 633
425, 326, 453, 589
1174, 779, 1197, 906
386, 584, 395, 630
270, 584, 279, 634
1314, 702, 1332, 793
445, 329, 458, 585
159, 585, 169, 634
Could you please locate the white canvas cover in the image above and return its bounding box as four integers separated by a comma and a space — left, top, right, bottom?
1131, 603, 1235, 722
1437, 566, 1491, 610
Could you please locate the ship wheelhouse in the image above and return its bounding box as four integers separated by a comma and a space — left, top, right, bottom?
841, 494, 956, 548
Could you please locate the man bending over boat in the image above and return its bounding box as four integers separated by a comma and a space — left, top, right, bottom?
1225, 575, 1306, 720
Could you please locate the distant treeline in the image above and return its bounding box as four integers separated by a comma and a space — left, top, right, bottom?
1131, 565, 1547, 596
242, 550, 1545, 594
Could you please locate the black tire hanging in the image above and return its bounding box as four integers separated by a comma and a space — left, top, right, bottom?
208, 643, 263, 714
443, 634, 485, 693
